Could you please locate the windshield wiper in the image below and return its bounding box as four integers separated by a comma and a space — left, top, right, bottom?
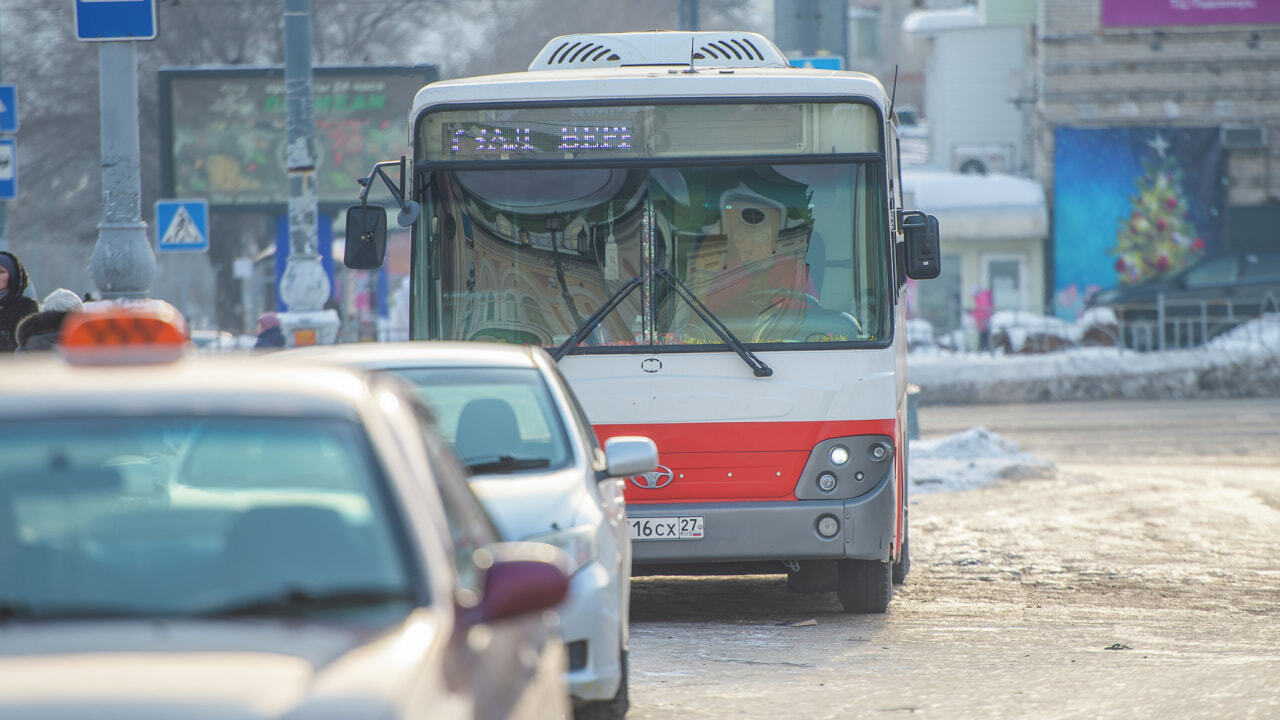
1, 601, 153, 623
656, 268, 773, 378
199, 588, 413, 618
465, 455, 553, 474
551, 275, 643, 361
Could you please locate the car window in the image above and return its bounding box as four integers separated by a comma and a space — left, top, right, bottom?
411, 406, 501, 601
1184, 256, 1239, 287
390, 367, 573, 474
0, 417, 414, 624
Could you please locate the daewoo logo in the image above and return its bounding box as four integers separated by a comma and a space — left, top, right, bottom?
631, 465, 674, 490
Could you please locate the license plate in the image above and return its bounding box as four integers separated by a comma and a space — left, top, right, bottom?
629, 516, 704, 541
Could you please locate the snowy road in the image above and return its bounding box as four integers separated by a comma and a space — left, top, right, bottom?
625, 397, 1280, 719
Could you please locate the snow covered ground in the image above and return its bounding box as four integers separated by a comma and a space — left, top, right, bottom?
909, 426, 1054, 495
905, 313, 1280, 494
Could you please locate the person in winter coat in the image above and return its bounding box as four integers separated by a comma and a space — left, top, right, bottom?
254, 312, 285, 349
0, 251, 39, 353
15, 288, 84, 352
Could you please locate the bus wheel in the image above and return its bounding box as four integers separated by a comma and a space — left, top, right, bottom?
836, 559, 892, 613
892, 531, 911, 585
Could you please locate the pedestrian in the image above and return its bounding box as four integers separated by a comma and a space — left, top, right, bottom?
0, 251, 39, 353
15, 288, 84, 352
971, 288, 993, 352
254, 312, 285, 349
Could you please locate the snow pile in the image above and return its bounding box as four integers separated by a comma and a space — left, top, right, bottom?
909, 313, 1280, 405
909, 427, 1054, 495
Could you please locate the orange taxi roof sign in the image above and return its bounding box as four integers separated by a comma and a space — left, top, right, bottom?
60, 299, 189, 364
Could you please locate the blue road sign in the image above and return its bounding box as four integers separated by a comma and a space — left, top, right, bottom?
789, 56, 844, 71
156, 199, 209, 253
75, 0, 157, 42
0, 85, 17, 134
0, 138, 16, 200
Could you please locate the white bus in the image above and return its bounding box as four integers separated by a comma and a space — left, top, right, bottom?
345, 31, 942, 614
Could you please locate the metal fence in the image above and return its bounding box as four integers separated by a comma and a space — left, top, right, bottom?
1112, 291, 1280, 351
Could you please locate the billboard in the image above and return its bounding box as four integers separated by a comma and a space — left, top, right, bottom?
160, 65, 436, 209
1052, 127, 1226, 318
1101, 0, 1280, 27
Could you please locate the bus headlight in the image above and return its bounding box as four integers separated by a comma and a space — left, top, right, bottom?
869, 442, 891, 462
829, 445, 850, 466
816, 472, 838, 493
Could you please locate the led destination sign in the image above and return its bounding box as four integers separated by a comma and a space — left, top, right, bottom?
449, 123, 634, 156
420, 102, 880, 162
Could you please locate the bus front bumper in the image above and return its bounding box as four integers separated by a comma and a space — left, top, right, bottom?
627, 470, 897, 565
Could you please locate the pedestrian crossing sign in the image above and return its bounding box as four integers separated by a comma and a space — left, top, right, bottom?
155, 199, 209, 253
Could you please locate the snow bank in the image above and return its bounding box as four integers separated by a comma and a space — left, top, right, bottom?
909, 313, 1280, 405
909, 427, 1053, 495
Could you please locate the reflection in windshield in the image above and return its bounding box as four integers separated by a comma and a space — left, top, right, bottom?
0, 418, 413, 623
424, 162, 888, 349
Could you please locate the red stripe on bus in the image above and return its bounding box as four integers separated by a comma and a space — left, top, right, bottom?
594, 419, 896, 503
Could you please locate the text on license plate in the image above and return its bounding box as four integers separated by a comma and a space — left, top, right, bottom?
629, 516, 704, 541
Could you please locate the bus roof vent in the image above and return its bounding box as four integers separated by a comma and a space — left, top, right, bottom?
528, 31, 791, 71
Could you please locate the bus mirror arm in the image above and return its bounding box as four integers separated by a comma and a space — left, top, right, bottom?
657, 269, 773, 378
357, 157, 422, 228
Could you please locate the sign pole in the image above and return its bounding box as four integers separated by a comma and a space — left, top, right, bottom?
90, 41, 155, 299
277, 0, 337, 345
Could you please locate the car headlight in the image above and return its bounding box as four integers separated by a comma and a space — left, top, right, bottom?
527, 524, 598, 576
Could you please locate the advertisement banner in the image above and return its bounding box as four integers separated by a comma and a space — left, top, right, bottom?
1052, 127, 1226, 318
1101, 0, 1280, 28
161, 66, 436, 208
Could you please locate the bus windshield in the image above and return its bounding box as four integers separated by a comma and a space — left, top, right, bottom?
416, 107, 890, 349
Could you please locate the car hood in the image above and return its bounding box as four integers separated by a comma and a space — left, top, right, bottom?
470, 468, 588, 540
0, 610, 451, 720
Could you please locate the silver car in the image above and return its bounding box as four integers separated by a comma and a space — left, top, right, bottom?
0, 322, 573, 720
275, 342, 657, 720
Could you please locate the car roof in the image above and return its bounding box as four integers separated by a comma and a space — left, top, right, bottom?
0, 354, 380, 420
272, 341, 545, 372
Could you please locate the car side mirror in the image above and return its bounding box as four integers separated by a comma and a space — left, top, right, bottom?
901, 211, 941, 280
344, 205, 388, 270
602, 436, 658, 479
464, 542, 570, 625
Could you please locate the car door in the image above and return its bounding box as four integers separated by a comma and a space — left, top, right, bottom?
413, 404, 569, 720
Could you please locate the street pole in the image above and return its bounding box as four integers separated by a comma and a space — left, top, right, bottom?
90, 41, 155, 299
277, 0, 337, 345
0, 22, 7, 255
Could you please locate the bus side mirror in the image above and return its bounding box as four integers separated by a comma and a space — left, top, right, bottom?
344, 205, 388, 270
902, 211, 941, 280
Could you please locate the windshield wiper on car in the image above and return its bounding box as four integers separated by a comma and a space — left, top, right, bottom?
0, 601, 153, 623
464, 455, 553, 474
551, 275, 643, 360
198, 588, 413, 618
655, 268, 773, 378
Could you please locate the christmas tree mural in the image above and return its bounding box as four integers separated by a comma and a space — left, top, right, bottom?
1111, 133, 1206, 285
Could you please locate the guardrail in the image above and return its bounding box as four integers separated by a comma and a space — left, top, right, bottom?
1112, 291, 1279, 351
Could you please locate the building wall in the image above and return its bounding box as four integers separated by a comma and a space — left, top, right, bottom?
1034, 0, 1280, 210
926, 25, 1032, 173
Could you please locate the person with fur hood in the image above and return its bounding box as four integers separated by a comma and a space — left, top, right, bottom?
0, 251, 39, 353
16, 288, 84, 352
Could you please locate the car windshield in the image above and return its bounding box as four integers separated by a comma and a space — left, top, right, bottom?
389, 367, 573, 475
0, 417, 415, 624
